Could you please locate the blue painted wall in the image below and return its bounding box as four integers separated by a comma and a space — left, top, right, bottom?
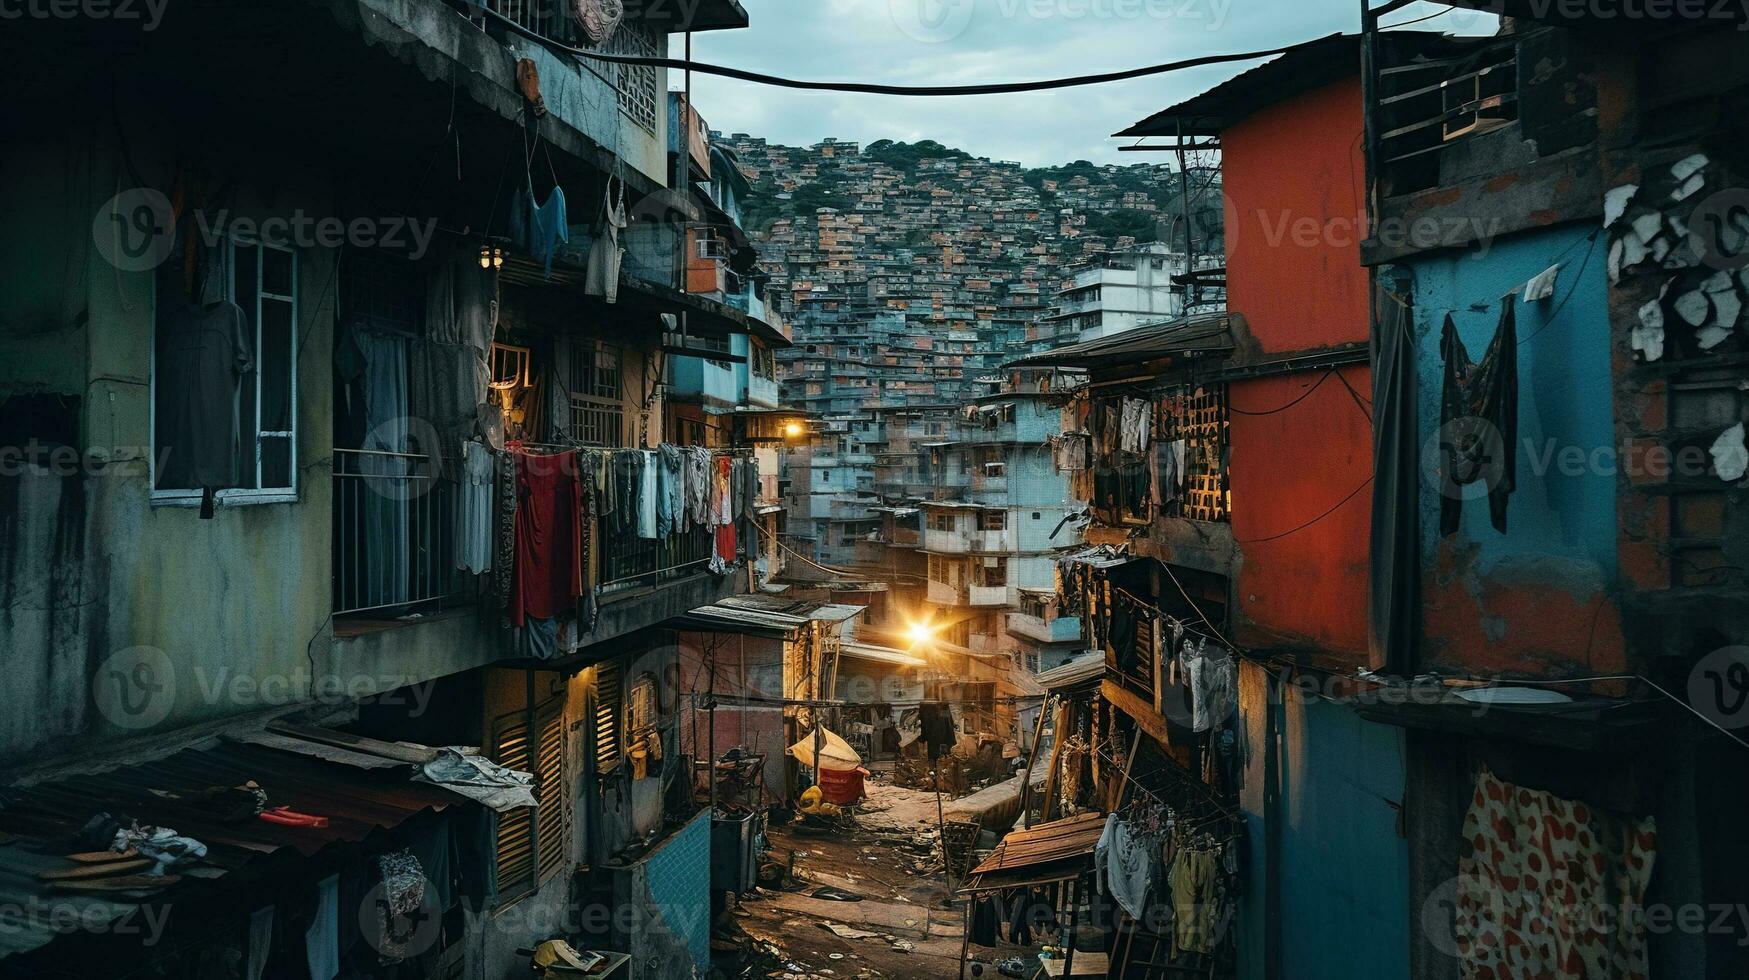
1400, 222, 1615, 575
1239, 663, 1409, 980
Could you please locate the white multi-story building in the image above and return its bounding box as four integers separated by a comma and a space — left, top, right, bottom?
1037, 243, 1210, 344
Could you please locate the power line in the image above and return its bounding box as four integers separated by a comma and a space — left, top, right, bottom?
1233, 475, 1373, 544
489, 11, 1338, 98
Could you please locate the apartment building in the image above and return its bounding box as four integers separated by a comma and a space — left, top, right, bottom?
0, 2, 816, 977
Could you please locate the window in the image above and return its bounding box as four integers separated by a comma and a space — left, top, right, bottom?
568, 343, 625, 447
152, 238, 298, 503
593, 660, 623, 774
974, 557, 1007, 588
1160, 385, 1231, 522
493, 693, 571, 902
929, 512, 955, 532
606, 22, 659, 134
624, 672, 660, 780
979, 510, 1006, 531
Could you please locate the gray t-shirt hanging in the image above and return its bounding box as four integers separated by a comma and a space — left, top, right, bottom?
156, 299, 254, 490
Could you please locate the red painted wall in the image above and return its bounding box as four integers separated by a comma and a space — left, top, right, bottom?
1222, 77, 1370, 354
1220, 74, 1374, 661
1229, 368, 1374, 659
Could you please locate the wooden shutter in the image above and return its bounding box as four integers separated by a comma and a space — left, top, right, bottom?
492, 714, 535, 898
535, 698, 570, 881
594, 661, 623, 774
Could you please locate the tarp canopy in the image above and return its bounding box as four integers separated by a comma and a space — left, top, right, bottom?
787, 727, 863, 771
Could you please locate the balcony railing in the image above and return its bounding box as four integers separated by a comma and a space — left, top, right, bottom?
599, 520, 720, 593
478, 0, 583, 45
333, 448, 469, 617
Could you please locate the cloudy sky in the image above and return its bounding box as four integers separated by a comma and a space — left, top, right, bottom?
686, 0, 1494, 167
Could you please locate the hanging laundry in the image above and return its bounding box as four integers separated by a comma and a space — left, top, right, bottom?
713, 454, 735, 526
372, 850, 427, 962
1439, 296, 1519, 536
1182, 637, 1236, 732
493, 442, 516, 606
612, 450, 640, 537
1455, 767, 1657, 980
1170, 844, 1220, 955
529, 186, 569, 279
508, 450, 583, 627
741, 457, 761, 521
713, 520, 737, 574
456, 439, 495, 575
685, 446, 711, 528
1120, 397, 1152, 454
657, 444, 683, 538
426, 250, 497, 353
1095, 813, 1155, 919
586, 178, 627, 302
154, 295, 254, 514
918, 702, 957, 760
637, 449, 659, 540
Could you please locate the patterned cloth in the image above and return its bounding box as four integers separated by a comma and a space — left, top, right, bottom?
684, 447, 711, 528
1455, 767, 1658, 980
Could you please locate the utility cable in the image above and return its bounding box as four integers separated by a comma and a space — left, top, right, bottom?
1233, 475, 1372, 544
487, 10, 1337, 97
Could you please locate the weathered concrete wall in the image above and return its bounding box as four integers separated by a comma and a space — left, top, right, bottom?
0, 119, 346, 763
1229, 367, 1375, 660
1397, 221, 1624, 677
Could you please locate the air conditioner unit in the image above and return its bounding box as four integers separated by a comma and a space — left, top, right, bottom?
696, 238, 729, 260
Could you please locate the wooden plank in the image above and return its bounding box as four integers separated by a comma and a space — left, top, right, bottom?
1101, 680, 1169, 747
1038, 701, 1071, 824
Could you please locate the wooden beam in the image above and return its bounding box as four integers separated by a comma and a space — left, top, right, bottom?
1038, 700, 1071, 824
1101, 679, 1169, 747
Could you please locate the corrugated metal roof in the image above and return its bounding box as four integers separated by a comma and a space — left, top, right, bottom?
1114, 33, 1354, 138
0, 735, 468, 961
1036, 654, 1105, 692
965, 811, 1105, 891
839, 643, 926, 669
1004, 313, 1233, 371
668, 596, 866, 638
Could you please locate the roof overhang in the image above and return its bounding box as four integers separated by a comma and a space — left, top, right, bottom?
1004, 313, 1233, 372
1115, 33, 1356, 138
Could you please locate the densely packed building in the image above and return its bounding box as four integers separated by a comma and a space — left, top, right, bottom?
725, 135, 1223, 682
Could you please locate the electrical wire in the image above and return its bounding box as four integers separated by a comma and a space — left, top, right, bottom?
1379, 6, 1460, 29
488, 10, 1338, 97
1223, 369, 1333, 416
1635, 675, 1749, 753
1233, 475, 1373, 545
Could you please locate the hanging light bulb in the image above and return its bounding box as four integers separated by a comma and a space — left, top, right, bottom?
478, 244, 493, 269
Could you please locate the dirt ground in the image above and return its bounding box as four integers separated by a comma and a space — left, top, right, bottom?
713, 777, 1007, 980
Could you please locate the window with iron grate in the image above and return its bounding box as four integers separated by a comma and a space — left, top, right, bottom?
607, 23, 659, 135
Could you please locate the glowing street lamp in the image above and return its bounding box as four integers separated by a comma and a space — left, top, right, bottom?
783, 421, 804, 439
905, 619, 938, 649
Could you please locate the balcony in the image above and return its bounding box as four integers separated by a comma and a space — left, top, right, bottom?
926, 579, 965, 606
598, 521, 720, 594
968, 585, 1010, 607
923, 527, 1016, 554
332, 448, 470, 617
1007, 612, 1083, 645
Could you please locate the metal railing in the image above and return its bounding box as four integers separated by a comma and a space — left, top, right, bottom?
598, 520, 724, 592
478, 0, 583, 45
332, 448, 469, 616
